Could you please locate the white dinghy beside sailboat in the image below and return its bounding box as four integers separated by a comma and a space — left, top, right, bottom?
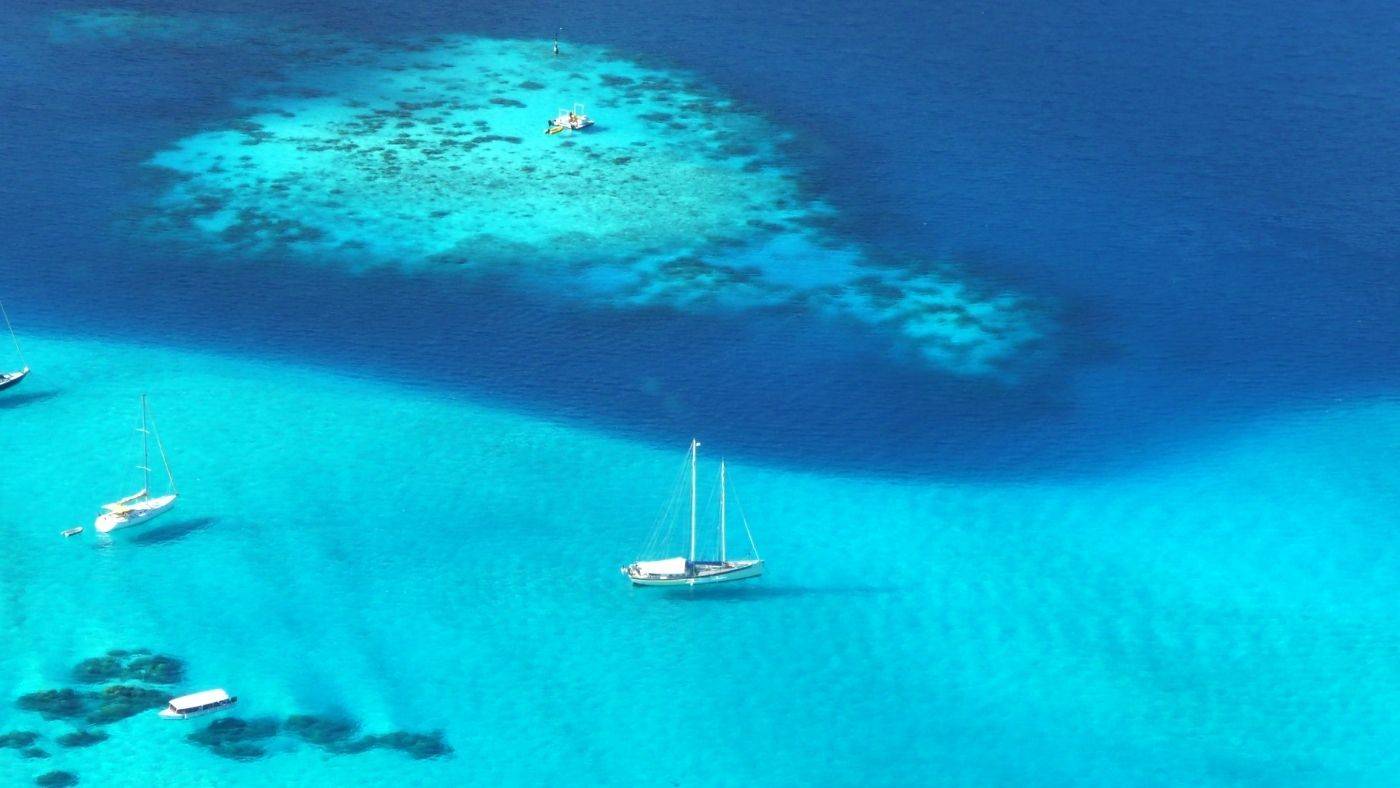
622, 439, 763, 586
95, 394, 179, 534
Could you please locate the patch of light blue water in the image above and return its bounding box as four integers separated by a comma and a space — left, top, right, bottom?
1, 333, 1399, 784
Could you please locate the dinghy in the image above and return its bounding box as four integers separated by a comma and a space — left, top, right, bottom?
95, 394, 179, 533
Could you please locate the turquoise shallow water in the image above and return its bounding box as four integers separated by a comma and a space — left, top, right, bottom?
4, 1, 1400, 784
2, 333, 1398, 784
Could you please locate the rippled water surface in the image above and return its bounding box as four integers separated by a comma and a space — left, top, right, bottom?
2, 1, 1398, 785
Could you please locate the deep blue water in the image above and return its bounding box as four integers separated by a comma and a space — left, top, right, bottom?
2, 1, 1399, 784
4, 0, 1397, 479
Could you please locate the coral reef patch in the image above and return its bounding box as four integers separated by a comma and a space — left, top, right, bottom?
118, 23, 1050, 378
186, 717, 280, 761
147, 37, 822, 269
17, 690, 87, 721
34, 772, 78, 788
283, 714, 358, 746
0, 731, 40, 749
281, 713, 452, 759
55, 730, 108, 748
189, 714, 451, 761
11, 647, 453, 771
15, 651, 174, 726
72, 651, 184, 685
16, 685, 166, 725
330, 731, 453, 760
84, 685, 168, 724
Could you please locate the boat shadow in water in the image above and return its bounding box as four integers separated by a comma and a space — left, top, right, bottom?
0, 390, 60, 409
129, 517, 219, 546
657, 585, 902, 603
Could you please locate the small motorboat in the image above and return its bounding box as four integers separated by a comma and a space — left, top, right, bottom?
546, 103, 594, 135
159, 689, 237, 719
61, 526, 83, 538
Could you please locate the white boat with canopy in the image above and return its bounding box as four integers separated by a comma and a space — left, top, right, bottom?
95, 394, 179, 534
621, 439, 763, 586
0, 299, 28, 392
159, 688, 237, 719
546, 102, 595, 135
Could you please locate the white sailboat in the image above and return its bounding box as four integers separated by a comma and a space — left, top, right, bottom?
95, 394, 178, 534
0, 299, 29, 391
622, 439, 764, 586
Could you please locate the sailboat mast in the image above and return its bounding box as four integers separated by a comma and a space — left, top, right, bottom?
720, 461, 727, 563
689, 439, 698, 563
140, 394, 151, 494
0, 300, 24, 369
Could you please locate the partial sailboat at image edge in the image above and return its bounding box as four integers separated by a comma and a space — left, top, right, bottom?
622, 439, 764, 586
0, 299, 29, 391
95, 394, 179, 533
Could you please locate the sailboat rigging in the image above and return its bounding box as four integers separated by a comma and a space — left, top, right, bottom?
0, 299, 29, 392
95, 394, 179, 533
621, 439, 764, 586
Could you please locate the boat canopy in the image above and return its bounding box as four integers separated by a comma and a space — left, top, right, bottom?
635, 557, 688, 576
168, 689, 230, 711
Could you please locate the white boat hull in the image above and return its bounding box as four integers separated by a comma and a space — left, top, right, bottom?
159, 690, 236, 719
159, 704, 232, 720
0, 367, 29, 391
623, 559, 764, 587
95, 494, 177, 533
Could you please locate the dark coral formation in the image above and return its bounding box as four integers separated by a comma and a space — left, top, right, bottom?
56, 730, 108, 748
342, 731, 452, 760
121, 655, 186, 685
70, 657, 122, 683
72, 651, 183, 685
186, 717, 279, 761
85, 685, 171, 725
35, 772, 78, 787
0, 731, 40, 748
284, 714, 358, 746
16, 685, 166, 726
189, 712, 450, 761
12, 648, 452, 769
17, 690, 87, 720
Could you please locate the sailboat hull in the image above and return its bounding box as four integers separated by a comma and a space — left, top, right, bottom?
0, 368, 28, 391
95, 494, 178, 533
624, 559, 764, 587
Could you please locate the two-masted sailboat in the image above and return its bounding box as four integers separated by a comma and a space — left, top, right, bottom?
95, 395, 179, 533
0, 300, 29, 392
622, 440, 763, 586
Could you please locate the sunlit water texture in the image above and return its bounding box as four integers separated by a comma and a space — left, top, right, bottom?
1, 335, 1398, 785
